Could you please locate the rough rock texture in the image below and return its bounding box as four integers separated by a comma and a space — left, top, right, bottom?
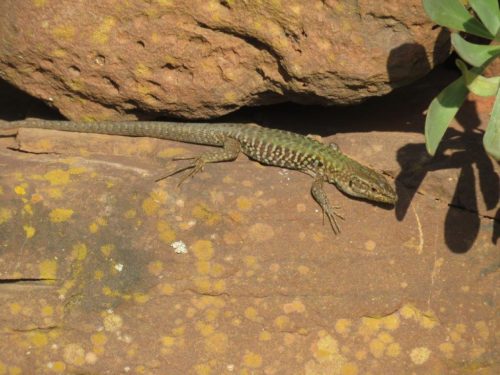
0, 0, 450, 120
0, 68, 498, 374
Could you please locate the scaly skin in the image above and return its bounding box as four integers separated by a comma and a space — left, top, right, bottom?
0, 119, 397, 233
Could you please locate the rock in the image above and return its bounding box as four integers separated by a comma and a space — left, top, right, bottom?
0, 0, 450, 120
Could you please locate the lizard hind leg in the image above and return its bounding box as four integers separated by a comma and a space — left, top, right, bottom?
155, 137, 241, 186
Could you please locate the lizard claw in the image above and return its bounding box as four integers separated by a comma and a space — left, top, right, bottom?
321, 205, 344, 234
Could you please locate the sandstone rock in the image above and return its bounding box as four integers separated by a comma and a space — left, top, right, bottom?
0, 0, 450, 120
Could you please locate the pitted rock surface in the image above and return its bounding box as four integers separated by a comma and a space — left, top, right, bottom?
0, 0, 449, 120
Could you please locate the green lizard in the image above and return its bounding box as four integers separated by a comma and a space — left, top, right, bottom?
0, 119, 397, 233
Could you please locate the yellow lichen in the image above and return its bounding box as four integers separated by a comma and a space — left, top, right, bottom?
52, 25, 76, 40
192, 240, 214, 261
386, 342, 401, 357
335, 319, 352, 335
340, 362, 359, 375
160, 283, 175, 295
39, 259, 58, 279
369, 339, 385, 358
192, 203, 221, 225
243, 351, 263, 368
0, 208, 13, 224
44, 169, 71, 186
23, 225, 36, 238
148, 260, 164, 276
14, 185, 26, 195
92, 16, 116, 44
72, 243, 88, 261
63, 343, 85, 366
157, 220, 176, 243
49, 208, 73, 223
100, 244, 115, 257
410, 347, 431, 365
204, 332, 228, 354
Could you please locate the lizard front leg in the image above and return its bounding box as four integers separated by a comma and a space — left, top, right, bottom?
311, 176, 344, 234
157, 137, 241, 185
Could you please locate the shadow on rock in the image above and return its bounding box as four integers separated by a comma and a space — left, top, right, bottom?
394, 99, 499, 253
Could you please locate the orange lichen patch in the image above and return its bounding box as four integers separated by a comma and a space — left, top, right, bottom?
283, 299, 306, 314
204, 332, 229, 354
192, 203, 221, 226
192, 240, 214, 261
23, 224, 36, 238
63, 343, 86, 366
0, 207, 13, 224
335, 319, 352, 335
161, 336, 176, 347
410, 347, 431, 365
39, 259, 58, 279
157, 220, 176, 243
243, 351, 263, 368
49, 208, 74, 223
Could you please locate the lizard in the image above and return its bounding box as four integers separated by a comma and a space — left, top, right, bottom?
0, 119, 397, 233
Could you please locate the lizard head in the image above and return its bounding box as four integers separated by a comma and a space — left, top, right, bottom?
326, 156, 397, 205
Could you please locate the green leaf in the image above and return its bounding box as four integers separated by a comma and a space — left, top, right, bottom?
469, 0, 500, 39
422, 0, 493, 39
484, 89, 500, 160
456, 59, 500, 96
451, 33, 500, 67
425, 76, 469, 155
